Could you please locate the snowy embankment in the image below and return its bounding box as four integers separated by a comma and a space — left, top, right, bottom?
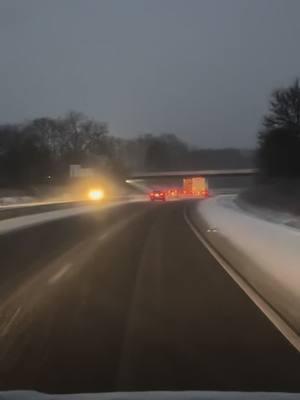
236, 196, 300, 229
190, 195, 300, 336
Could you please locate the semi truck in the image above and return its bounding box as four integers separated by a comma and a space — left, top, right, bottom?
183, 177, 209, 198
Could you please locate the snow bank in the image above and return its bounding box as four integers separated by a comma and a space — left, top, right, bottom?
236, 197, 300, 229
191, 195, 300, 334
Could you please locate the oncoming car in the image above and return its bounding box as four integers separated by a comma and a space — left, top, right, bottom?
149, 190, 166, 201
88, 189, 104, 201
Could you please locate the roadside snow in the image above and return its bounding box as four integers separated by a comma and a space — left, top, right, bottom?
235, 197, 300, 229
192, 195, 300, 334
0, 201, 130, 236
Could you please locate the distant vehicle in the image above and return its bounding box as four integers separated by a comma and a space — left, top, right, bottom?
149, 190, 166, 201
166, 188, 179, 199
183, 177, 209, 198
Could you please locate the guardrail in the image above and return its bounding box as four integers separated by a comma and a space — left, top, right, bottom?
0, 201, 89, 222
0, 194, 146, 222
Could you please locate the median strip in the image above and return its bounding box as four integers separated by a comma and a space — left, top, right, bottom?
0, 201, 132, 236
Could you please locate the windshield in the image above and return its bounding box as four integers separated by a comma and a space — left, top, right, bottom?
0, 0, 299, 397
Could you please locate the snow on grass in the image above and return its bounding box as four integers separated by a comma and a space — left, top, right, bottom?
235, 196, 300, 229
193, 195, 300, 334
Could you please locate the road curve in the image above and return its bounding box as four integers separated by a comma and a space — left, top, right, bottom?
0, 201, 299, 394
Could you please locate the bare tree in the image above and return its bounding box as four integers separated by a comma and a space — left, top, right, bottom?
25, 118, 62, 157
257, 79, 300, 178
25, 111, 108, 163
57, 111, 108, 162
263, 79, 300, 130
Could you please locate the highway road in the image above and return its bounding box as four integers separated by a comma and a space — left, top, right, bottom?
0, 200, 299, 394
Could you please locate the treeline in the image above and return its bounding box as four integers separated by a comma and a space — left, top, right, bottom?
0, 111, 108, 186
0, 110, 254, 187
258, 79, 300, 179
2, 79, 299, 187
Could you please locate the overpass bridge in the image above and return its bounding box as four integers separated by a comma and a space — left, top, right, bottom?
126, 168, 257, 182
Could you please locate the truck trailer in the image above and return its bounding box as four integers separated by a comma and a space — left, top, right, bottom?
183, 177, 209, 198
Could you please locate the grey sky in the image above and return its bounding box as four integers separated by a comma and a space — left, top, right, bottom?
1, 0, 300, 148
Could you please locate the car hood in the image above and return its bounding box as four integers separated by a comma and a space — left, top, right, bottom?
0, 392, 299, 400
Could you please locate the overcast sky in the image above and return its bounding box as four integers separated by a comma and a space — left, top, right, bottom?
1, 0, 300, 148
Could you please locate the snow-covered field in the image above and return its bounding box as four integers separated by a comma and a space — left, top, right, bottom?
190, 195, 300, 337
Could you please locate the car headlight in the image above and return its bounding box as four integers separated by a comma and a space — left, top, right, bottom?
88, 189, 104, 200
